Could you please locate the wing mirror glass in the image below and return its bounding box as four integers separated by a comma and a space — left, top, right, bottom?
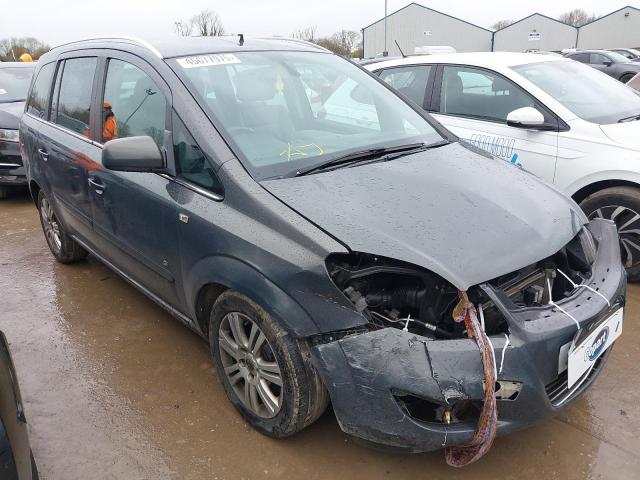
102, 136, 165, 173
506, 107, 546, 129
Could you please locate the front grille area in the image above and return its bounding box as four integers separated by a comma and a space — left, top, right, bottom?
545, 353, 606, 407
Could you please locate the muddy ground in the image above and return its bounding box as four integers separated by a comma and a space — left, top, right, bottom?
1, 190, 638, 479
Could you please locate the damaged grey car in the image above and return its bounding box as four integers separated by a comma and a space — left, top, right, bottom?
24, 37, 626, 467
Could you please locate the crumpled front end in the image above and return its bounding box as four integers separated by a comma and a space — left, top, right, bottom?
311, 218, 626, 454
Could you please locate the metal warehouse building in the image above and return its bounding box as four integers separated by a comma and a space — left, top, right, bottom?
362, 3, 492, 58
578, 6, 640, 49
493, 14, 577, 52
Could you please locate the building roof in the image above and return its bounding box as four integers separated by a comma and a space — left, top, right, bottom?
493, 12, 578, 34
580, 5, 640, 28
363, 2, 492, 33
51, 36, 329, 59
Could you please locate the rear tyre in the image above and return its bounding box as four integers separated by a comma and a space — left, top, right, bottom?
37, 190, 88, 264
580, 186, 640, 281
209, 290, 328, 438
620, 73, 635, 83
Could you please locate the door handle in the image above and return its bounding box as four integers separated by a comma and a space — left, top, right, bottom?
88, 177, 105, 194
38, 148, 49, 162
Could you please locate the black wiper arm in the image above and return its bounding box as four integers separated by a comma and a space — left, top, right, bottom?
295, 142, 428, 177
618, 113, 640, 123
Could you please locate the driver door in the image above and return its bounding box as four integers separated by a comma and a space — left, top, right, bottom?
429, 64, 560, 183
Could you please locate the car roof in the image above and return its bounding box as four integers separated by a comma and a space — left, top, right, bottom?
367, 51, 569, 70
50, 35, 330, 59
0, 62, 36, 68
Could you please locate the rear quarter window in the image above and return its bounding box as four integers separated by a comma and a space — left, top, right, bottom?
26, 62, 56, 118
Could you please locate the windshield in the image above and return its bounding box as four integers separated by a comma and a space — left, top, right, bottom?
172, 51, 442, 179
0, 66, 34, 103
512, 60, 640, 124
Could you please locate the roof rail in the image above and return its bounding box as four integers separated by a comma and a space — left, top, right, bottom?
51, 36, 163, 58
257, 36, 331, 53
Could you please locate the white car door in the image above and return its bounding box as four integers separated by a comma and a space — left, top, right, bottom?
429, 65, 560, 183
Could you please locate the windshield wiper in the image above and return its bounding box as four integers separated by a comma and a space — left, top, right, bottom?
295, 141, 448, 177
618, 113, 640, 123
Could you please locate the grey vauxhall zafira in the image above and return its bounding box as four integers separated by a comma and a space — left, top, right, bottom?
20, 36, 625, 463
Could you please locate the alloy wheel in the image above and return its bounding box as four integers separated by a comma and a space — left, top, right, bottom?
40, 197, 62, 253
589, 205, 640, 269
218, 312, 283, 418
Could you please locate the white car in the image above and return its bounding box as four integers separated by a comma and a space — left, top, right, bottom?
366, 52, 640, 279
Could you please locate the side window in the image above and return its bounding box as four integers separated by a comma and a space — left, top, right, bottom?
26, 62, 55, 118
570, 53, 589, 63
590, 53, 610, 65
55, 57, 97, 136
439, 66, 535, 123
102, 59, 167, 146
172, 111, 222, 195
379, 65, 432, 107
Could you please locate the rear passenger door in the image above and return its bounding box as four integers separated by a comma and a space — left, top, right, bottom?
430, 64, 560, 183
89, 51, 182, 307
40, 54, 101, 242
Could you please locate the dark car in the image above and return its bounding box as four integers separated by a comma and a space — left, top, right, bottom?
564, 49, 640, 83
20, 36, 625, 465
0, 332, 38, 479
0, 62, 35, 199
608, 48, 640, 62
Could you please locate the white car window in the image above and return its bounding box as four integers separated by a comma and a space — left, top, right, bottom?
439, 65, 535, 123
513, 60, 640, 124
379, 65, 432, 107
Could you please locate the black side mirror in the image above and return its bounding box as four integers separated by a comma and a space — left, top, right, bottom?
603, 60, 613, 67
102, 136, 165, 173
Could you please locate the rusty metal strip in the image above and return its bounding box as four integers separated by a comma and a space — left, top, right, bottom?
445, 291, 498, 467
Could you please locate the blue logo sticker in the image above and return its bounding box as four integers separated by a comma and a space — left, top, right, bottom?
585, 327, 609, 362
510, 153, 522, 168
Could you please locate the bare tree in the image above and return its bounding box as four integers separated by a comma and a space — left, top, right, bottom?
558, 8, 598, 27
174, 20, 193, 37
492, 19, 513, 30
291, 26, 317, 42
190, 9, 225, 36
0, 37, 49, 61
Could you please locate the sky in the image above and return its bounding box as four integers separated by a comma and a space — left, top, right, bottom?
0, 0, 635, 46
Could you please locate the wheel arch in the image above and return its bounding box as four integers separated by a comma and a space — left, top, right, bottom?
188, 255, 320, 339
28, 180, 41, 207
571, 178, 640, 204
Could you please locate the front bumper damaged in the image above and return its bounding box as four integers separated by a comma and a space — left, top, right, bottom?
311, 219, 626, 453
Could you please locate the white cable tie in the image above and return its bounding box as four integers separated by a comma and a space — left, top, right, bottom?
488, 338, 498, 382
478, 304, 486, 332
403, 314, 411, 332
557, 268, 610, 307
499, 333, 510, 376
547, 277, 581, 331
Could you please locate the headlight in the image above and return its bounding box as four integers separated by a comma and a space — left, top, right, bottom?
0, 129, 19, 143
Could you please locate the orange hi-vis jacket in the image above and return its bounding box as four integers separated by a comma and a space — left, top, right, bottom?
103, 115, 117, 143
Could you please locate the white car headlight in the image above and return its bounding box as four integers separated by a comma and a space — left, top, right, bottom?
0, 128, 19, 143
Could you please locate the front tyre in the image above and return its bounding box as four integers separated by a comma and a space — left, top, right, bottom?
37, 190, 88, 264
209, 291, 328, 438
580, 186, 640, 281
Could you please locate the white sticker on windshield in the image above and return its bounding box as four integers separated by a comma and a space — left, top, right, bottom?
0, 89, 7, 95
177, 54, 241, 68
